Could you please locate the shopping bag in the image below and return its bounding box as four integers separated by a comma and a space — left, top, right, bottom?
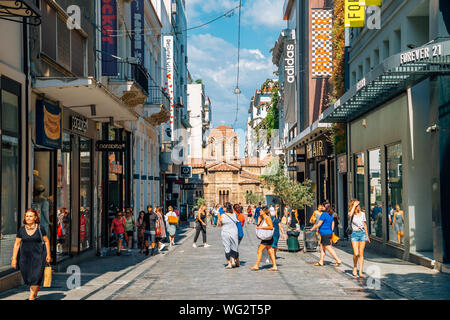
331, 233, 340, 244
168, 216, 178, 224
43, 264, 52, 287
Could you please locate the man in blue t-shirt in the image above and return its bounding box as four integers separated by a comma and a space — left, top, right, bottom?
254, 203, 262, 224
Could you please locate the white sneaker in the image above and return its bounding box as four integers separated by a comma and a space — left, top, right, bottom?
265, 258, 270, 264
172, 242, 176, 246
160, 244, 166, 251
192, 243, 197, 248
204, 244, 211, 248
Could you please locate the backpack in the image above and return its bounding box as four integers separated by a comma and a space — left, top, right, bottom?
236, 216, 244, 239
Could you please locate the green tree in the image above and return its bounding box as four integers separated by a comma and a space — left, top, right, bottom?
246, 191, 265, 205
261, 159, 314, 210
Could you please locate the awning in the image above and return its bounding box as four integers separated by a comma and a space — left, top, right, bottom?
284, 119, 331, 151
0, 0, 41, 25
321, 40, 450, 123
33, 77, 138, 122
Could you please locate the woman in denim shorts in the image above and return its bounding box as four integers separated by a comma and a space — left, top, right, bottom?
349, 199, 370, 278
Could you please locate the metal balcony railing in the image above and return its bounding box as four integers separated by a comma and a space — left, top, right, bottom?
108, 61, 149, 96
147, 86, 171, 110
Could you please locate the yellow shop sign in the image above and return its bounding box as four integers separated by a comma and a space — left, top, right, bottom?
345, 0, 366, 27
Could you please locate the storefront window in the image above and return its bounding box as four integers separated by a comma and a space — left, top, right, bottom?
0, 88, 20, 272
354, 153, 366, 212
57, 133, 72, 260
80, 137, 92, 251
369, 149, 383, 238
387, 143, 404, 245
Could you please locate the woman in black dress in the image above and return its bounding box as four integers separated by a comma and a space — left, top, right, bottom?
11, 209, 51, 300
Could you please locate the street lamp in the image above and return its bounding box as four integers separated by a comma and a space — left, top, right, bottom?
234, 87, 241, 95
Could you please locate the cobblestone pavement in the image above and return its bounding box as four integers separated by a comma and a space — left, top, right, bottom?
3, 221, 447, 300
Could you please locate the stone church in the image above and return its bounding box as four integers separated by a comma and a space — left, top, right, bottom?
188, 125, 270, 206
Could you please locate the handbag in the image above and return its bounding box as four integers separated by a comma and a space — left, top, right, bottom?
168, 215, 178, 224
255, 218, 274, 241
38, 225, 51, 287
156, 220, 161, 236
331, 233, 340, 244
235, 215, 244, 239
346, 214, 354, 236
43, 263, 52, 287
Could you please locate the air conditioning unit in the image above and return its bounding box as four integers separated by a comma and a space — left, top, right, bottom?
172, 2, 177, 15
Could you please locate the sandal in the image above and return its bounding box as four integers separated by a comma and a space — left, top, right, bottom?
333, 262, 343, 267
314, 263, 324, 267
249, 266, 259, 271
225, 265, 232, 269
268, 267, 278, 271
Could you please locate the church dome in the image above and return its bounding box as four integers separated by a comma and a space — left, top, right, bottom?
209, 125, 237, 139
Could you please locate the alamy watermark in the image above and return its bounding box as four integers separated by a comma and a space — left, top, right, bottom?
66, 265, 81, 290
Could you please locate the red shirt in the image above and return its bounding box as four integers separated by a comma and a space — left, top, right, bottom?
112, 218, 125, 234
235, 211, 245, 226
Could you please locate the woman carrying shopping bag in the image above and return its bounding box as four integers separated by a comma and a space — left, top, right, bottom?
11, 209, 51, 300
249, 207, 278, 271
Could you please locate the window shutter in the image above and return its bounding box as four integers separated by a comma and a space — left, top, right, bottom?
41, 0, 56, 60
57, 16, 71, 70
71, 30, 85, 77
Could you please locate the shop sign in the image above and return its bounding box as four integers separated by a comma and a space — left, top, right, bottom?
131, 0, 145, 64
36, 100, 62, 149
101, 0, 118, 75
287, 166, 297, 172
400, 44, 442, 65
307, 139, 329, 159
96, 140, 126, 152
71, 115, 88, 133
338, 155, 347, 173
345, 0, 365, 27
180, 165, 192, 179
297, 154, 306, 162
312, 9, 333, 78
181, 183, 197, 190
284, 39, 296, 123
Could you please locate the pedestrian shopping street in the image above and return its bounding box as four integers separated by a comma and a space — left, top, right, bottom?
1, 222, 449, 300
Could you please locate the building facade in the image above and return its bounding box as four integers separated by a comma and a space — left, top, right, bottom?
321, 0, 450, 270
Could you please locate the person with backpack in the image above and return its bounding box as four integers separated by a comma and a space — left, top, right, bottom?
218, 203, 240, 269
144, 206, 158, 256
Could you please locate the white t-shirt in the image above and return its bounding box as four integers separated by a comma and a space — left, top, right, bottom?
351, 212, 366, 231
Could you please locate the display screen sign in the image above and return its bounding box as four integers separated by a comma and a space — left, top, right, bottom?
180, 165, 192, 179
101, 0, 118, 75
312, 9, 333, 78
164, 35, 175, 141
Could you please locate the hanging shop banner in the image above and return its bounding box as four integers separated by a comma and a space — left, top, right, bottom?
345, 0, 366, 28
164, 35, 175, 141
101, 0, 118, 75
36, 100, 62, 149
312, 9, 333, 78
131, 0, 144, 64
284, 39, 296, 123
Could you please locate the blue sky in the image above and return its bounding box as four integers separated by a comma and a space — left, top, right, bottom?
186, 0, 286, 155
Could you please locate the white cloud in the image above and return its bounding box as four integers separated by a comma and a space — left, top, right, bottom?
242, 0, 286, 29
188, 33, 276, 132
186, 0, 286, 30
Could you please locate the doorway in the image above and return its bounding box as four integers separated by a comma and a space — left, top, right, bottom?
32, 149, 57, 262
